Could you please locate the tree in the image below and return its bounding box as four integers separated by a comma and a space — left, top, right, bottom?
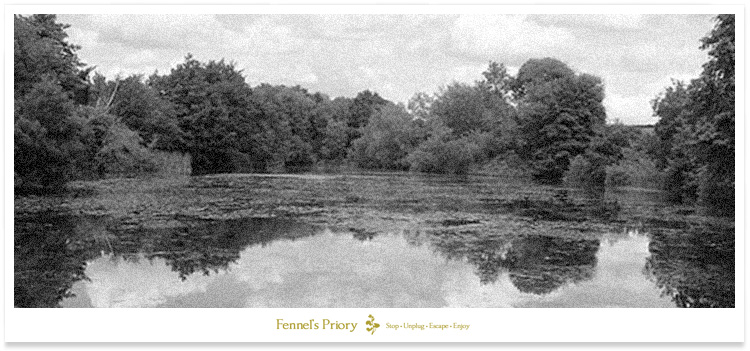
480, 61, 514, 101
512, 57, 575, 99
693, 14, 734, 211
652, 81, 697, 199
151, 55, 264, 175
430, 81, 515, 138
250, 84, 331, 171
515, 58, 606, 183
14, 15, 90, 191
653, 15, 734, 213
564, 126, 624, 187
15, 77, 84, 190
14, 15, 88, 102
430, 83, 487, 136
406, 92, 434, 120
406, 120, 479, 175
319, 97, 353, 162
84, 74, 184, 151
347, 104, 424, 170
652, 80, 692, 168
107, 74, 182, 150
345, 90, 390, 146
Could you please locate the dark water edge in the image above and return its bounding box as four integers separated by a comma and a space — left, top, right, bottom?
14, 173, 734, 308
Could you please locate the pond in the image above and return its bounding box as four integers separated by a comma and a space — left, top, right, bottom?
14, 173, 734, 308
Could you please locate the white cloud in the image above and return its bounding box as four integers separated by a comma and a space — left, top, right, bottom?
604, 94, 656, 125
235, 16, 303, 54
449, 15, 574, 59
538, 14, 645, 29
584, 14, 645, 28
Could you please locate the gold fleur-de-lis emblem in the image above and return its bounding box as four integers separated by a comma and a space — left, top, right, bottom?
365, 314, 380, 335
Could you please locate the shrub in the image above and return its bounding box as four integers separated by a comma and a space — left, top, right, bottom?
74, 107, 160, 178
150, 151, 191, 176
605, 149, 664, 189
347, 105, 423, 170
475, 151, 531, 178
564, 153, 607, 187
93, 119, 158, 177
407, 126, 479, 175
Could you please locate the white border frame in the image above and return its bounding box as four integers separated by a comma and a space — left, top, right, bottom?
3, 4, 745, 343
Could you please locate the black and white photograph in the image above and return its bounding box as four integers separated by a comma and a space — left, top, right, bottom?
7, 5, 744, 344
12, 10, 736, 310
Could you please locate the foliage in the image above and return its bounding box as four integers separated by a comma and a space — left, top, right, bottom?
14, 14, 88, 102
652, 15, 734, 213
480, 61, 514, 100
564, 154, 604, 187
89, 74, 183, 151
512, 57, 575, 99
151, 55, 266, 175
15, 77, 85, 191
605, 148, 664, 188
17, 13, 732, 219
515, 58, 607, 183
14, 15, 91, 192
347, 104, 424, 170
429, 81, 515, 138
76, 108, 158, 177
249, 85, 341, 171
406, 122, 479, 175
14, 15, 168, 191
250, 84, 315, 170
406, 92, 434, 120
346, 90, 389, 140
474, 151, 531, 178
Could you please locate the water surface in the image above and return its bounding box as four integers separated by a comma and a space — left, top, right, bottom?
15, 214, 733, 308
14, 173, 734, 308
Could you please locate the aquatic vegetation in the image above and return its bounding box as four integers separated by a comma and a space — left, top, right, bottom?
14, 173, 734, 308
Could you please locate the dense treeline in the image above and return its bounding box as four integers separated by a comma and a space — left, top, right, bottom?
652, 15, 734, 213
15, 14, 162, 192
14, 14, 734, 215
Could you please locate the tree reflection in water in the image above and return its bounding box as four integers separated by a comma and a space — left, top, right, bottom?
117, 218, 320, 281
643, 225, 734, 308
15, 210, 734, 308
504, 236, 599, 295
14, 213, 320, 307
427, 230, 600, 293
14, 212, 100, 307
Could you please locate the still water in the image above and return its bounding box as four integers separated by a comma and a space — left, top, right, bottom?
15, 213, 733, 308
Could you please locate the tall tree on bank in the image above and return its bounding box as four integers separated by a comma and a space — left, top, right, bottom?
345, 90, 389, 146
14, 15, 89, 191
348, 104, 425, 170
150, 55, 265, 175
653, 14, 734, 213
14, 14, 89, 102
694, 14, 734, 211
514, 58, 607, 183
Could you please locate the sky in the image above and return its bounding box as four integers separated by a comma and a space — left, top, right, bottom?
58, 14, 716, 125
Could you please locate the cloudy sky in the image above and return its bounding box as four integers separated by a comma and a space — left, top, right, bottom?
59, 14, 716, 125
